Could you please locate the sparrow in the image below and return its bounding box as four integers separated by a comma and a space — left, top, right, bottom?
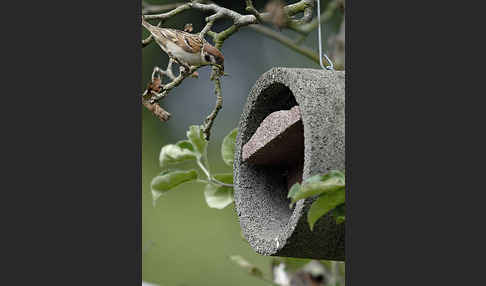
142, 17, 224, 74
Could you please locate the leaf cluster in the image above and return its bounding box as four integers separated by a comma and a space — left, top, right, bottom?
151, 125, 238, 209
288, 170, 345, 230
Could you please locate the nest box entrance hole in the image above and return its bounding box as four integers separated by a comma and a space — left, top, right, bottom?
240, 83, 305, 234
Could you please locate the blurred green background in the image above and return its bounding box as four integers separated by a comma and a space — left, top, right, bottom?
142, 1, 343, 285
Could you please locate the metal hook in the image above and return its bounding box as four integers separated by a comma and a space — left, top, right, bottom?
317, 0, 334, 70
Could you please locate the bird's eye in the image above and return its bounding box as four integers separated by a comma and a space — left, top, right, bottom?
204, 55, 211, 62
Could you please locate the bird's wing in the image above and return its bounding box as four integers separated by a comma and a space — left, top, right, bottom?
147, 26, 205, 54
170, 29, 204, 54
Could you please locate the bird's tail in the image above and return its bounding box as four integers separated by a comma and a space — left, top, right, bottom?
141, 16, 155, 33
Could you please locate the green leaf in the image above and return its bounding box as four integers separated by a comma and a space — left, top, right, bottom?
335, 216, 346, 224
204, 183, 234, 209
213, 173, 233, 184
176, 140, 195, 151
159, 140, 197, 168
291, 181, 343, 203
306, 170, 345, 184
304, 174, 327, 183
291, 170, 345, 203
151, 169, 198, 204
221, 128, 238, 167
229, 255, 264, 278
307, 187, 345, 231
186, 125, 207, 156
333, 203, 346, 224
287, 182, 301, 199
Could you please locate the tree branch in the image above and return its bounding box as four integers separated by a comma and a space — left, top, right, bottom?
141, 0, 342, 139
143, 2, 192, 21
142, 1, 184, 14
145, 65, 199, 104
142, 77, 171, 122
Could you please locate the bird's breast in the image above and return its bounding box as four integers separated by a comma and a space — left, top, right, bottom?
164, 41, 205, 66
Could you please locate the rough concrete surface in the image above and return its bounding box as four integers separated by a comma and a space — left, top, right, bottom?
233, 68, 345, 260
242, 105, 303, 166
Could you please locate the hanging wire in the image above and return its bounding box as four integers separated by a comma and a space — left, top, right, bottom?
317, 0, 334, 70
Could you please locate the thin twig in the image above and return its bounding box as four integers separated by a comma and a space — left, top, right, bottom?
142, 77, 171, 122
249, 24, 320, 63
143, 2, 192, 21
301, 3, 315, 23
148, 65, 198, 103
197, 156, 234, 188
152, 59, 176, 81
290, 0, 340, 34
199, 19, 214, 38
202, 76, 223, 140
245, 0, 264, 23
142, 1, 184, 14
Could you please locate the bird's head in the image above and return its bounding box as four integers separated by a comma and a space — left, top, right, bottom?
202, 43, 224, 75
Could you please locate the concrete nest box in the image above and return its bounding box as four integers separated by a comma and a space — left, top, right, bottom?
234, 68, 345, 260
